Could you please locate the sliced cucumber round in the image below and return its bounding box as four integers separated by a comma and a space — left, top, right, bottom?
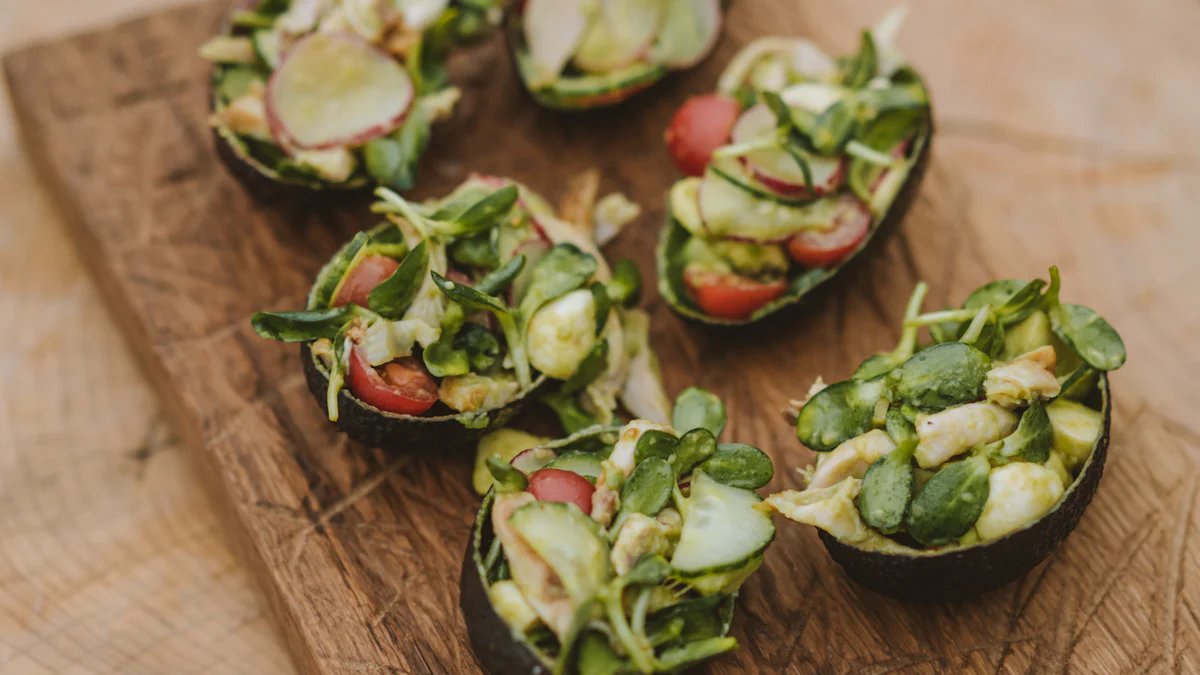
545, 452, 605, 481
515, 49, 667, 110
707, 159, 816, 207
671, 472, 776, 577
698, 168, 841, 243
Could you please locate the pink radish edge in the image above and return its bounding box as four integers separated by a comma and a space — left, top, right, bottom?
266, 32, 414, 151
746, 156, 846, 200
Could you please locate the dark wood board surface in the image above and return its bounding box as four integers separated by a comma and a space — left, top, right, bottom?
6, 0, 1200, 673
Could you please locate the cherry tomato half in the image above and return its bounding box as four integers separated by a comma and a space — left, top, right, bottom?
786, 196, 871, 269
528, 468, 596, 514
683, 267, 788, 320
666, 94, 742, 177
333, 255, 400, 308
347, 348, 438, 416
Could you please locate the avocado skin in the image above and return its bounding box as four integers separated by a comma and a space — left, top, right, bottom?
657, 115, 934, 329
818, 375, 1111, 602
501, 15, 666, 111
207, 61, 369, 198
300, 343, 530, 452
212, 127, 368, 199
460, 492, 552, 675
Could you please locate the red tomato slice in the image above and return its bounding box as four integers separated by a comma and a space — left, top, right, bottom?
527, 468, 596, 514
333, 255, 400, 308
683, 268, 788, 320
665, 94, 742, 177
347, 348, 438, 416
786, 196, 871, 269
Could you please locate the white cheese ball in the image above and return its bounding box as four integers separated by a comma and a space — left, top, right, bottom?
526, 289, 598, 380
976, 463, 1064, 542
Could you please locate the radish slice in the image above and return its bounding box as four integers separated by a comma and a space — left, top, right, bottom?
267, 33, 414, 150
574, 0, 667, 73
730, 104, 844, 197
512, 446, 557, 474
522, 0, 592, 88
652, 0, 721, 70
698, 169, 843, 243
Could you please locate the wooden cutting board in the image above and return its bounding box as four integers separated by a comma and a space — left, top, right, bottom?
6, 1, 1199, 673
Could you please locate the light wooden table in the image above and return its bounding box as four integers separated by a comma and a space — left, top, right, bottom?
0, 2, 294, 673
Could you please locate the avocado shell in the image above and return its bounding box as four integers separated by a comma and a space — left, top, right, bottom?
205, 5, 371, 198
300, 342, 540, 451
460, 490, 553, 675
501, 11, 668, 111
818, 375, 1112, 603
655, 112, 934, 328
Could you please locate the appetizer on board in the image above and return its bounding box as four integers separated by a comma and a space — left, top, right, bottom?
762, 268, 1125, 600
462, 388, 776, 674
250, 174, 653, 449
507, 0, 723, 109
657, 8, 932, 323
200, 0, 501, 191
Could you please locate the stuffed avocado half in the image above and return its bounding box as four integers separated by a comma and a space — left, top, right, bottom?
657, 9, 933, 324
760, 268, 1126, 601
200, 0, 501, 192
251, 175, 654, 449
507, 0, 723, 110
462, 389, 777, 674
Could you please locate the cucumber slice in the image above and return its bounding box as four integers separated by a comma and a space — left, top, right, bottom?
671, 472, 776, 577
652, 0, 721, 69
698, 169, 842, 243
252, 29, 283, 69
516, 50, 667, 110
668, 177, 705, 237
545, 452, 605, 481
508, 501, 610, 604
217, 66, 266, 104
708, 159, 816, 207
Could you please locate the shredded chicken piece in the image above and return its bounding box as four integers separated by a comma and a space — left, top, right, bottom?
211, 82, 270, 138
760, 479, 874, 542
592, 193, 641, 246
985, 345, 1061, 408
492, 493, 574, 639
807, 430, 897, 489
913, 402, 1018, 469
557, 170, 600, 234
609, 508, 681, 575
590, 419, 675, 525
759, 479, 920, 553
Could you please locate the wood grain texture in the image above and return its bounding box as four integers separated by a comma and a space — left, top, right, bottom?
0, 0, 294, 673
5, 0, 1200, 673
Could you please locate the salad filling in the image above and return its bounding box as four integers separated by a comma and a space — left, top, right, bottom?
251, 175, 654, 435
658, 8, 932, 322
763, 267, 1126, 552
201, 0, 501, 189
467, 388, 776, 674
508, 0, 723, 110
